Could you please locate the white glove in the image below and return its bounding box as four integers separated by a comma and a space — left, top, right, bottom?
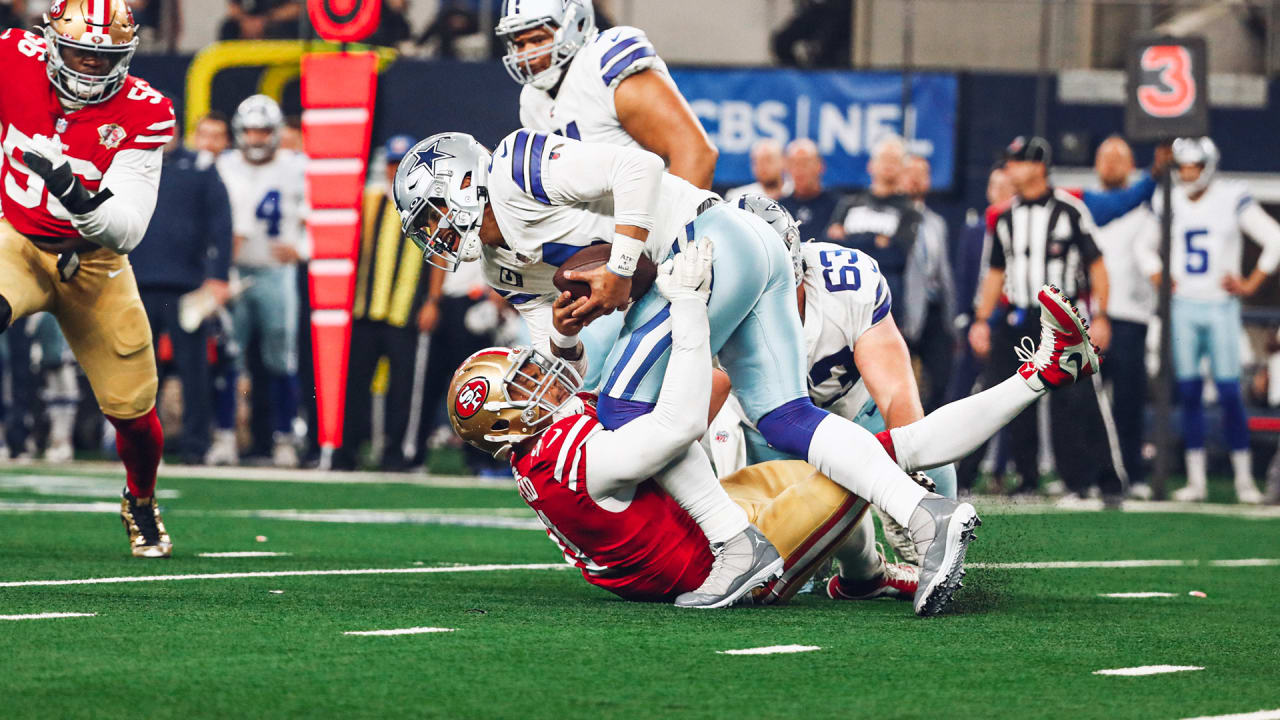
656, 236, 714, 303
26, 134, 69, 170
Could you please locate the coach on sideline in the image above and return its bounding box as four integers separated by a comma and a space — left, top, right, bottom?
969, 136, 1126, 507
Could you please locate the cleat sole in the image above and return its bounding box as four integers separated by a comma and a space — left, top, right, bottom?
916, 511, 981, 618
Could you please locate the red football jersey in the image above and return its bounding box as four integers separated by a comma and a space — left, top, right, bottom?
0, 28, 174, 239
511, 396, 714, 602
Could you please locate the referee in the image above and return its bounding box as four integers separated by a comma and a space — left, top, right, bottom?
968, 136, 1126, 506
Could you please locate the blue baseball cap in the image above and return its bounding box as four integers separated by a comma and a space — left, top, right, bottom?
385, 134, 417, 163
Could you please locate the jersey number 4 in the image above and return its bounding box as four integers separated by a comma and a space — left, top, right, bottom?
819, 249, 862, 292
256, 190, 283, 238
1185, 228, 1209, 274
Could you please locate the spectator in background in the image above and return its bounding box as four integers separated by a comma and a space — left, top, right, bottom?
418, 0, 483, 59
280, 114, 303, 153
130, 139, 234, 464
901, 154, 955, 412
366, 0, 412, 47
1, 0, 26, 30
191, 111, 232, 166
827, 135, 922, 328
772, 0, 853, 68
219, 0, 301, 40
725, 139, 793, 203
1092, 136, 1156, 500
779, 138, 838, 243
334, 136, 430, 472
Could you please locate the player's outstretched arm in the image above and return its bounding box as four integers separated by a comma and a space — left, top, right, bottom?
1234, 199, 1280, 296
585, 239, 715, 496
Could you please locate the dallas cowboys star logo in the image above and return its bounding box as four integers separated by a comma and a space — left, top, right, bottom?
411, 139, 455, 175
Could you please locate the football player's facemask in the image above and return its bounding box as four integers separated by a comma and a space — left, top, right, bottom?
394, 133, 491, 272
1172, 136, 1220, 196
448, 346, 584, 459
737, 193, 804, 286
496, 0, 595, 90
43, 0, 139, 105
232, 94, 284, 164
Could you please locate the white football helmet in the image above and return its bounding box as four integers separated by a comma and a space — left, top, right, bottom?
1172, 136, 1219, 195
232, 94, 284, 163
496, 0, 596, 90
393, 132, 492, 272
737, 193, 803, 286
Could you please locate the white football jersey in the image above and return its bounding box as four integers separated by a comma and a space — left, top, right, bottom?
482, 129, 715, 312
800, 242, 892, 411
1150, 180, 1274, 302
519, 26, 668, 148
218, 149, 308, 268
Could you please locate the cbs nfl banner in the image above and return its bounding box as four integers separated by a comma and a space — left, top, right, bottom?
668, 69, 958, 190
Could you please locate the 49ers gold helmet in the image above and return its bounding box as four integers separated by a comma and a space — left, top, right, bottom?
43, 0, 139, 104
448, 346, 583, 459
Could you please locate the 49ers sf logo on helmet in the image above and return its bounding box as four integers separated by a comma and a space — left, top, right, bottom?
49, 0, 67, 19
455, 377, 489, 419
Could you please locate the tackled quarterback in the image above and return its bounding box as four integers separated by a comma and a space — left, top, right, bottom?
0, 0, 173, 557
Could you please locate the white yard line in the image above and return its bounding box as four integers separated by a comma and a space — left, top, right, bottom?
1210, 558, 1280, 567
196, 552, 292, 558
1093, 665, 1204, 677
1, 462, 510, 489
717, 645, 821, 656
970, 559, 1194, 569
205, 508, 543, 531
1098, 592, 1178, 598
0, 563, 570, 588
0, 612, 97, 620
1182, 710, 1280, 720
0, 501, 125, 514
344, 627, 455, 637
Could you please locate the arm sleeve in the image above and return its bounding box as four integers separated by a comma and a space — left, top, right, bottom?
1082, 174, 1157, 226
540, 133, 663, 231
584, 297, 712, 496
67, 147, 162, 254
205, 168, 233, 282
1240, 200, 1280, 275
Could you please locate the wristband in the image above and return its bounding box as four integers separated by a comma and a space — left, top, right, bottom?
550, 327, 579, 350
606, 233, 645, 278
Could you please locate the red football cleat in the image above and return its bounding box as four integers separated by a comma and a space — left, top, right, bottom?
1016, 285, 1101, 391
827, 560, 919, 601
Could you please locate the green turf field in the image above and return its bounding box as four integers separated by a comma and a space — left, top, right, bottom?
1, 464, 1277, 720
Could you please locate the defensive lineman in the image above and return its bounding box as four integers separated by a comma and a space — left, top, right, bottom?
0, 0, 174, 556
217, 94, 308, 467
394, 131, 980, 615
1139, 137, 1280, 503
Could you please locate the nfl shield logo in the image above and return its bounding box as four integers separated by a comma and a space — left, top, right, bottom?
455, 377, 490, 420
98, 123, 127, 150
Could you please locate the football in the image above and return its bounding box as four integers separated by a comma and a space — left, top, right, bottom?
552, 243, 658, 301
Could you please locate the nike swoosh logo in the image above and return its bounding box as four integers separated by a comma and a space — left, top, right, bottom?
107, 268, 124, 279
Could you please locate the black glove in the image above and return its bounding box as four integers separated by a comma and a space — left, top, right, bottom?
22, 149, 112, 215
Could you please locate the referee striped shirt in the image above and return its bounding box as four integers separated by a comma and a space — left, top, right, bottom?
989, 188, 1102, 309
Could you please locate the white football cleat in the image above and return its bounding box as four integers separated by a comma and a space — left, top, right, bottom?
205, 429, 239, 466
1235, 476, 1264, 505
674, 524, 784, 609
1016, 285, 1101, 392
908, 494, 980, 617
1173, 484, 1207, 503
272, 433, 300, 469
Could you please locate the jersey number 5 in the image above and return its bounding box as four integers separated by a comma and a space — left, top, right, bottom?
256, 190, 283, 238
1185, 228, 1209, 274
819, 249, 862, 292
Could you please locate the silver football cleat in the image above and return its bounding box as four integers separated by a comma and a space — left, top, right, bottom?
674, 524, 784, 609
908, 494, 981, 617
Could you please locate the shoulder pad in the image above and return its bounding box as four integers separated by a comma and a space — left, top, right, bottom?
593, 26, 658, 88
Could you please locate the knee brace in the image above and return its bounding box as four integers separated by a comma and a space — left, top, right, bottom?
756, 397, 828, 459
1178, 378, 1205, 449
0, 295, 11, 334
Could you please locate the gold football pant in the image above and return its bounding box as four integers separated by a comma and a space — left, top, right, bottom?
721, 459, 870, 605
0, 220, 156, 419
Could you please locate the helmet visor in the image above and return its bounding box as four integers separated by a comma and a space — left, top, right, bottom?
502, 347, 582, 428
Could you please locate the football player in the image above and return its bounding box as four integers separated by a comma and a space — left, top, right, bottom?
0, 0, 174, 556
1138, 137, 1280, 503
709, 200, 1101, 595
395, 131, 979, 615
217, 94, 308, 467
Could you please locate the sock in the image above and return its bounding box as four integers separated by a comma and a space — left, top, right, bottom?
1215, 381, 1250, 452
1230, 450, 1253, 486
888, 375, 1043, 472
1184, 448, 1207, 491
214, 369, 237, 430
271, 373, 299, 435
654, 442, 748, 544
1178, 379, 1205, 449
834, 515, 883, 583
810, 415, 927, 527
107, 408, 163, 498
